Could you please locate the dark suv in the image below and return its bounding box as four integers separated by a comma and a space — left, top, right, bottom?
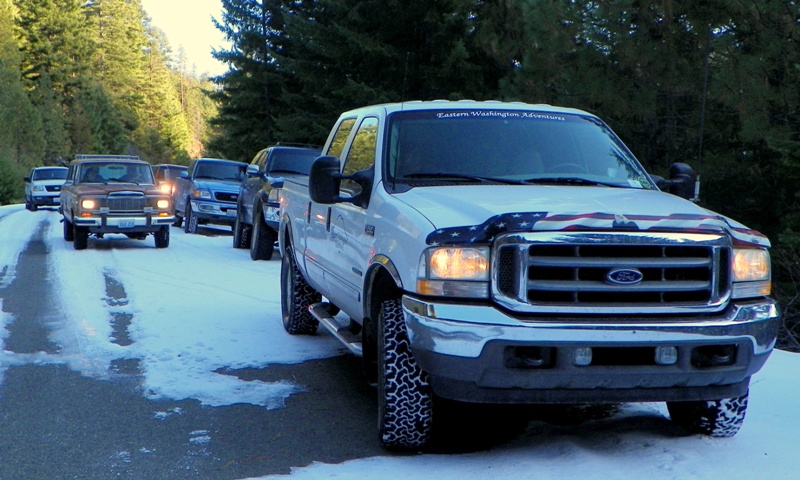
234, 144, 321, 260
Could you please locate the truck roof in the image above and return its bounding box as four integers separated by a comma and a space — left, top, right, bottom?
70, 155, 145, 165
340, 100, 594, 117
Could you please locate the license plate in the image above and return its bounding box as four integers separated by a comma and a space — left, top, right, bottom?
119, 219, 135, 228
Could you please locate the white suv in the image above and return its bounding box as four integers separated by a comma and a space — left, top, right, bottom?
23, 167, 68, 211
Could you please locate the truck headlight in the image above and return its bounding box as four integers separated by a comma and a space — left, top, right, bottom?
33, 185, 45, 192
193, 189, 212, 199
417, 246, 489, 298
157, 199, 170, 209
81, 199, 97, 210
732, 248, 771, 299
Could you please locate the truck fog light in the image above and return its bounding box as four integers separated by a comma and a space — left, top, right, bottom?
573, 347, 592, 366
655, 346, 678, 365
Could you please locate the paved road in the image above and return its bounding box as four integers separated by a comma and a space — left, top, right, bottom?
0, 210, 605, 479
0, 216, 385, 479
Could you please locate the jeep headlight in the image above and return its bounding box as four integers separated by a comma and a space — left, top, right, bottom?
193, 189, 212, 199
732, 248, 771, 299
81, 198, 97, 210
417, 246, 489, 298
157, 199, 170, 209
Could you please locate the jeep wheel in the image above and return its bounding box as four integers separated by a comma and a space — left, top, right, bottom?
667, 390, 749, 437
233, 211, 250, 249
62, 218, 74, 241
73, 225, 89, 250
154, 226, 170, 248
250, 209, 276, 260
184, 202, 198, 234
378, 298, 434, 450
280, 247, 320, 335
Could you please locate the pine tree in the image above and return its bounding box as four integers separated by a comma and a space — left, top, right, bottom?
208, 0, 292, 160
0, 0, 44, 169
137, 25, 191, 163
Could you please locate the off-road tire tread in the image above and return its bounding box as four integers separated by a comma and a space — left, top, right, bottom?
378, 298, 434, 450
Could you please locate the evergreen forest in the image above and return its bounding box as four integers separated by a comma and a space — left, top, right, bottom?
1, 0, 799, 348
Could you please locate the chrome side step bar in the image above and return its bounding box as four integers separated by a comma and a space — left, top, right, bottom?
308, 303, 363, 357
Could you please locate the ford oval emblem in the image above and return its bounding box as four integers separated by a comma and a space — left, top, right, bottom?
606, 268, 644, 285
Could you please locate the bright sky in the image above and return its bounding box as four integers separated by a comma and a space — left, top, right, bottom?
139, 0, 229, 77
1, 204, 797, 479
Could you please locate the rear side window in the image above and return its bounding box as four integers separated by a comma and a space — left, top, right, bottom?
268, 150, 321, 175
326, 118, 357, 159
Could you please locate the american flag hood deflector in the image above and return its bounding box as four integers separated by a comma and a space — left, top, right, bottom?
425, 211, 768, 248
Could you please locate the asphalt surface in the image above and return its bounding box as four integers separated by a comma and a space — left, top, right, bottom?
0, 214, 602, 479
0, 218, 385, 479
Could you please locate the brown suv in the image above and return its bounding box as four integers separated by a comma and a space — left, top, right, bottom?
59, 155, 174, 250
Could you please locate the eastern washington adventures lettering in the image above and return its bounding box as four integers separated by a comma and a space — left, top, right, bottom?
435, 111, 566, 121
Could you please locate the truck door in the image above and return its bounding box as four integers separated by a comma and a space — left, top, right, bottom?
324, 116, 379, 316
303, 118, 357, 294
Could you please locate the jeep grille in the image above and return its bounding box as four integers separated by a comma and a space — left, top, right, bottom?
107, 192, 146, 212
493, 232, 731, 314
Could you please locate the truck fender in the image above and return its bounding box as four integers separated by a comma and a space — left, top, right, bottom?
363, 255, 405, 330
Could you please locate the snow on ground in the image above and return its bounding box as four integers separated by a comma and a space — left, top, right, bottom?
1, 204, 798, 480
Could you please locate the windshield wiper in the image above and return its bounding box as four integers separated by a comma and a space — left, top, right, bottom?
402, 173, 523, 185
523, 177, 629, 188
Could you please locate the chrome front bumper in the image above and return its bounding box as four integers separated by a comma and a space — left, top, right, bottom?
402, 296, 780, 403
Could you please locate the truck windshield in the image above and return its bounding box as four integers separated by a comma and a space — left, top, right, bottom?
385, 110, 653, 190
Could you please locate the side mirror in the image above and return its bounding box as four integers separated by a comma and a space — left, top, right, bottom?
655, 162, 697, 201
246, 164, 260, 177
23, 177, 31, 182
309, 156, 343, 204
179, 171, 189, 179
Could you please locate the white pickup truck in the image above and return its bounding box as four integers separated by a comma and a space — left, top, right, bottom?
278, 100, 780, 450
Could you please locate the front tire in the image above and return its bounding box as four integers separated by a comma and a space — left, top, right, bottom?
667, 390, 749, 437
184, 202, 198, 234
73, 225, 89, 250
378, 298, 434, 450
63, 217, 74, 241
154, 226, 170, 248
250, 208, 276, 260
280, 247, 320, 335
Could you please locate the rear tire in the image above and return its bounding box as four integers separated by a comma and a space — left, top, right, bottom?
280, 247, 320, 335
233, 209, 250, 249
250, 208, 276, 260
154, 226, 170, 248
378, 298, 434, 450
667, 390, 749, 437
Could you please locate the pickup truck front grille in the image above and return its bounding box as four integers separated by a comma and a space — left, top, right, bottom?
493, 232, 731, 314
214, 192, 238, 203
107, 192, 146, 212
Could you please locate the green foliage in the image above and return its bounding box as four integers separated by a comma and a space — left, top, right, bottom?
0, 0, 218, 173
208, 0, 799, 348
